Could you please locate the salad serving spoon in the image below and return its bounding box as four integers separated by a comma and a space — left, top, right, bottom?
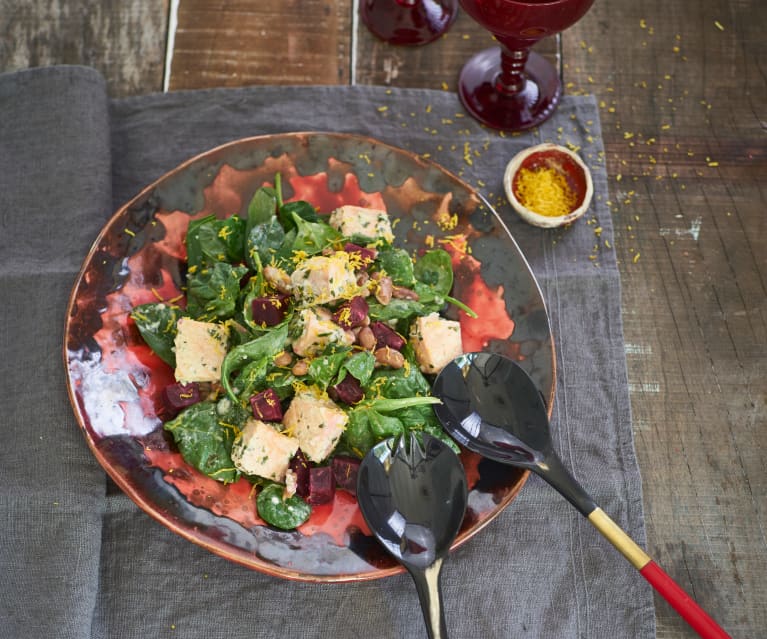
357, 433, 468, 639
431, 352, 731, 639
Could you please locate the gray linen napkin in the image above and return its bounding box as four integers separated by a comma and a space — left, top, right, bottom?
0, 65, 655, 639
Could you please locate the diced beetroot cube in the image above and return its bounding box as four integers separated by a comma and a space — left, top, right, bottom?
250, 388, 283, 422
332, 456, 360, 496
307, 466, 336, 505
370, 321, 406, 351
289, 450, 311, 498
161, 382, 200, 416
332, 295, 369, 329
251, 294, 291, 327
329, 375, 364, 405
343, 242, 377, 268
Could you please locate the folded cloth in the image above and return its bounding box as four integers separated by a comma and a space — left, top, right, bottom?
0, 66, 655, 639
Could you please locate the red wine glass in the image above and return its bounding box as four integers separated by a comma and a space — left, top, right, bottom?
360, 0, 459, 46
458, 0, 595, 131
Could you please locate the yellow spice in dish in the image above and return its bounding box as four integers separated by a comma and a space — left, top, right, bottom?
515, 166, 577, 218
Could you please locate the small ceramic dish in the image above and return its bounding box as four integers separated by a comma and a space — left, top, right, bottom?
503, 143, 593, 228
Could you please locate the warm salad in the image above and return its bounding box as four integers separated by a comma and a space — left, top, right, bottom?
130, 176, 469, 530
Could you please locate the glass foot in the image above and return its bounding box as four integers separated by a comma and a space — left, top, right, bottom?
458, 47, 562, 131
360, 0, 458, 46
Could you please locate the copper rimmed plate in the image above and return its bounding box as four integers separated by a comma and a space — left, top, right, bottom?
64, 132, 554, 581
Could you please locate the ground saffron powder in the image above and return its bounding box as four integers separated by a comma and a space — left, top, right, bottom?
514, 166, 577, 218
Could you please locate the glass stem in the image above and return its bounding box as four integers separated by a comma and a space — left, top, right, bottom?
496, 46, 530, 96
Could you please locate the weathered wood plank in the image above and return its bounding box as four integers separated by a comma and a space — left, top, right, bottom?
564, 1, 767, 636
167, 0, 352, 89
354, 9, 559, 89
0, 0, 168, 97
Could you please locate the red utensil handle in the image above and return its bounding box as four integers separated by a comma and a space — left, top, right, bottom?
640, 561, 731, 639
588, 508, 731, 639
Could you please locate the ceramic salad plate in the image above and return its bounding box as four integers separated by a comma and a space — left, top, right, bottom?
64, 132, 554, 582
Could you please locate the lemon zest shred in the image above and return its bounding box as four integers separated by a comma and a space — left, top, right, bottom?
514, 167, 577, 218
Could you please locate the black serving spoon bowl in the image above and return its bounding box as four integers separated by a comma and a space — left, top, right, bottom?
431, 352, 730, 639
357, 433, 468, 639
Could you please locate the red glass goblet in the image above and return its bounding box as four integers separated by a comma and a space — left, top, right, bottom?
458, 0, 595, 131
360, 0, 459, 46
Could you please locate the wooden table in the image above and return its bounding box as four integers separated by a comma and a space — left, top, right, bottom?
3, 1, 764, 636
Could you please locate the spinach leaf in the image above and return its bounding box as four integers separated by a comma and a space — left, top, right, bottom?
364, 396, 441, 413
341, 410, 381, 457
290, 212, 341, 255
342, 396, 441, 458
308, 347, 352, 390
257, 483, 311, 530
368, 298, 430, 322
341, 350, 376, 386
367, 347, 432, 397
246, 217, 285, 271
238, 273, 264, 333
247, 187, 278, 231
186, 261, 249, 321
375, 248, 416, 287
413, 249, 453, 295
420, 421, 461, 454
278, 200, 320, 231
232, 357, 271, 403
130, 302, 182, 367
266, 368, 301, 400
221, 323, 289, 402
164, 401, 241, 483
343, 408, 404, 457
411, 249, 477, 317
186, 214, 246, 270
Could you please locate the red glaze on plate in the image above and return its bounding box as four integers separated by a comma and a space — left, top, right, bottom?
64, 132, 554, 582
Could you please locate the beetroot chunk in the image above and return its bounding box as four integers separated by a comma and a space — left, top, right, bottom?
370, 321, 406, 351
251, 294, 291, 327
289, 450, 311, 498
343, 242, 377, 268
307, 466, 336, 505
332, 456, 361, 496
161, 382, 200, 417
332, 295, 369, 329
250, 388, 283, 422
329, 374, 364, 405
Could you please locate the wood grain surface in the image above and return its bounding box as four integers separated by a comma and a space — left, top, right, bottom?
2, 1, 764, 637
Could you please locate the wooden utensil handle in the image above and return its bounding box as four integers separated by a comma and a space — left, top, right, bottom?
640, 560, 731, 639
588, 507, 731, 639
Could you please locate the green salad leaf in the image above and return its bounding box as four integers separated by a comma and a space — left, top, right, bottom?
375, 247, 416, 287
221, 323, 289, 403
130, 302, 182, 367
186, 214, 246, 270
164, 401, 241, 483
247, 186, 278, 230
278, 200, 320, 231
186, 261, 249, 321
290, 212, 342, 255
246, 216, 286, 270
257, 483, 311, 529
308, 347, 353, 390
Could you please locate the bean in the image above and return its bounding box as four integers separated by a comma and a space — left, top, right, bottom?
358, 326, 377, 350
264, 266, 292, 294
273, 351, 293, 367
374, 347, 405, 369
291, 359, 309, 376
375, 275, 393, 305
392, 286, 419, 301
